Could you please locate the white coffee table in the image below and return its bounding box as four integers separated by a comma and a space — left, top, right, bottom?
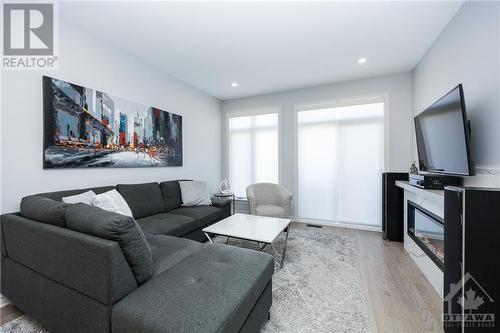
203, 213, 291, 268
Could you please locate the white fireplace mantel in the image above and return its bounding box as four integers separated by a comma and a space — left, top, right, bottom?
396, 180, 444, 297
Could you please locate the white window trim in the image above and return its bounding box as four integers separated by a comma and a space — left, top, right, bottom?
293, 93, 390, 218
223, 105, 282, 198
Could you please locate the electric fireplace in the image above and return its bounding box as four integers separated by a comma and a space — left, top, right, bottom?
407, 201, 444, 270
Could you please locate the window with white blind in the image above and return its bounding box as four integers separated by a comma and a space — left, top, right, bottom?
227, 110, 279, 198
297, 100, 385, 228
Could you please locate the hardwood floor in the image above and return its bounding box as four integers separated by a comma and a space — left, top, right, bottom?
0, 303, 23, 325
0, 223, 442, 332
293, 222, 442, 333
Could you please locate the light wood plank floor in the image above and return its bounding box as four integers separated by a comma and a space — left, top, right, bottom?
0, 223, 442, 332
292, 223, 442, 333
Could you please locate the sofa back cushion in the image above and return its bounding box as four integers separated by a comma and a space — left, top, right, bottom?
116, 182, 165, 219
20, 196, 70, 227
160, 180, 190, 212
65, 203, 153, 285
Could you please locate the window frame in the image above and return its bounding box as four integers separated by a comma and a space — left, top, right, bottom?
223, 106, 282, 199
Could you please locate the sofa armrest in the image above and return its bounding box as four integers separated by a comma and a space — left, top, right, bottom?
211, 198, 231, 218
276, 189, 293, 217
0, 214, 137, 305
211, 197, 231, 208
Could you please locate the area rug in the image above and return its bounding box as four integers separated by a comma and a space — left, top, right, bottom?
0, 315, 47, 333
217, 228, 371, 333
0, 229, 370, 333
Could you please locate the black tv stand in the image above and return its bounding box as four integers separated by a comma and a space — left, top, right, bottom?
444, 187, 500, 332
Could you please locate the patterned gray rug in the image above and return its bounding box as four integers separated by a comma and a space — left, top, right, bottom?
0, 315, 46, 333
1, 228, 370, 333
221, 229, 371, 333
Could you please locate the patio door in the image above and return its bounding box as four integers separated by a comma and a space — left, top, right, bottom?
297, 99, 385, 228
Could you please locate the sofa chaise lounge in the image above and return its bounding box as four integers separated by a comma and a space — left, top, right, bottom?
0, 180, 274, 333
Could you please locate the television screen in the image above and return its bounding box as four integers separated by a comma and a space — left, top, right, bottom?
414, 84, 473, 176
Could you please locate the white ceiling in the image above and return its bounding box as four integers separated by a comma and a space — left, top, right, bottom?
61, 1, 463, 100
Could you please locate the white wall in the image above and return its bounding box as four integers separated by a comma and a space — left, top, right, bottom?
222, 72, 413, 216
0, 21, 222, 213
412, 1, 500, 187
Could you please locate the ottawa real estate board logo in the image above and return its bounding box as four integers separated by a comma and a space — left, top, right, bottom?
2, 2, 58, 70
444, 272, 495, 329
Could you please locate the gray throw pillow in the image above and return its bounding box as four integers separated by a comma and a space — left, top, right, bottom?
62, 190, 96, 205
20, 195, 69, 227
65, 203, 153, 285
179, 181, 212, 206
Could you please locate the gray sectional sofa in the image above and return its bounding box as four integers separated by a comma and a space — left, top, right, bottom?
0, 180, 274, 333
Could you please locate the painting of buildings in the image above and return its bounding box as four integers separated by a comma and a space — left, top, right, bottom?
43, 76, 182, 168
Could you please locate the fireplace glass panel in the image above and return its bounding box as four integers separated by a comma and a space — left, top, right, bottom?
407, 201, 444, 270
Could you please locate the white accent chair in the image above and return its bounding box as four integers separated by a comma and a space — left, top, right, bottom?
246, 183, 293, 218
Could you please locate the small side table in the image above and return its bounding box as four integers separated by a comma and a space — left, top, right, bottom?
213, 192, 235, 215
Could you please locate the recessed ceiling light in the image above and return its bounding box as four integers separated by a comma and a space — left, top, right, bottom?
358, 58, 367, 64
231, 82, 238, 87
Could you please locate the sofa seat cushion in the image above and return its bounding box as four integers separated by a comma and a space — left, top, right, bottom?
117, 183, 165, 219
169, 206, 222, 228
111, 245, 274, 333
136, 213, 197, 237
256, 204, 285, 218
147, 234, 204, 276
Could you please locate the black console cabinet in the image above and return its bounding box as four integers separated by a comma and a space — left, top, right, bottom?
382, 172, 408, 241
444, 187, 500, 332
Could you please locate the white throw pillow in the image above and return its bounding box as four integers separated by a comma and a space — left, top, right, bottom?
62, 190, 96, 205
91, 189, 133, 217
179, 181, 212, 206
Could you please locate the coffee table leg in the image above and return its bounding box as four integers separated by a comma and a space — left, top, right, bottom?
205, 233, 214, 243
281, 225, 290, 267
272, 224, 290, 268
257, 242, 268, 252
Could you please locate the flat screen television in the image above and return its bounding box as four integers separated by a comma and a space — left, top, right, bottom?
414, 84, 474, 176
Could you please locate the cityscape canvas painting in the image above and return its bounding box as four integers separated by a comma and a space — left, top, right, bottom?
43, 76, 182, 168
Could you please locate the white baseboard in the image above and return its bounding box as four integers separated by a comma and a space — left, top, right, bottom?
291, 218, 382, 232
234, 208, 382, 233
